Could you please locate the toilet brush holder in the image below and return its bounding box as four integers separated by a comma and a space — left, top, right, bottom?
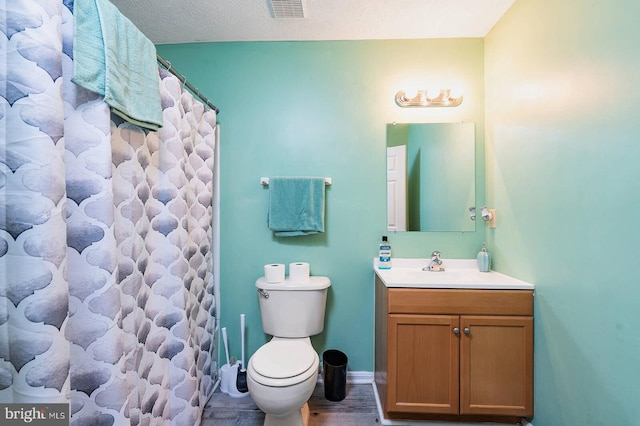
220, 363, 233, 394
222, 363, 248, 398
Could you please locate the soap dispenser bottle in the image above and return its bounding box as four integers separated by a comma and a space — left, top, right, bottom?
477, 242, 490, 272
379, 236, 392, 269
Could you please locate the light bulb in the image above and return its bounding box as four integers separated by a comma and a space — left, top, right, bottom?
402, 90, 418, 101
449, 87, 463, 100
425, 88, 442, 100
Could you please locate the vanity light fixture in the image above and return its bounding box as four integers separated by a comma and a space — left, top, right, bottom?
395, 89, 463, 108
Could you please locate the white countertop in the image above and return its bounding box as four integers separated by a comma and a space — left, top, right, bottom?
374, 258, 534, 290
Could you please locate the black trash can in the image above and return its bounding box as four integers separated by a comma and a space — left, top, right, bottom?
322, 349, 348, 401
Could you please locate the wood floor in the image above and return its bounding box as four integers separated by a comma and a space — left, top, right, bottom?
201, 382, 380, 425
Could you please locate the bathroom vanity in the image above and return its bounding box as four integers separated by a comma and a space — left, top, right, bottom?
374, 259, 534, 424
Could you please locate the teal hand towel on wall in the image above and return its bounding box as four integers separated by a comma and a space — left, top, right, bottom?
268, 177, 326, 237
73, 0, 163, 130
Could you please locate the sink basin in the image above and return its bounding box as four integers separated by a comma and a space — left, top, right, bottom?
374, 258, 534, 290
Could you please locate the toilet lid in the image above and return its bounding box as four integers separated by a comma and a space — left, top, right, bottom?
251, 340, 316, 379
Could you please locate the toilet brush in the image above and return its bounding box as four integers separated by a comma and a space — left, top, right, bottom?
236, 314, 248, 393
222, 327, 230, 366
220, 327, 232, 394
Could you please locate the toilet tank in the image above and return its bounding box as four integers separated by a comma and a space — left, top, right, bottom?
255, 276, 331, 338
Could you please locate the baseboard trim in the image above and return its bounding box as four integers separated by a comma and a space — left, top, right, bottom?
317, 370, 374, 385
346, 371, 375, 384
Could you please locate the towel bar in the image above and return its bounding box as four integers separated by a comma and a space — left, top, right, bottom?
260, 177, 332, 185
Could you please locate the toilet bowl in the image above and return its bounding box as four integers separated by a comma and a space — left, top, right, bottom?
247, 337, 319, 426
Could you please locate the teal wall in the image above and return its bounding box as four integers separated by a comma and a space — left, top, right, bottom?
157, 39, 486, 372
485, 0, 640, 425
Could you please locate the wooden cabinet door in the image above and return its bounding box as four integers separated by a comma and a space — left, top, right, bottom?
387, 314, 459, 414
459, 315, 534, 417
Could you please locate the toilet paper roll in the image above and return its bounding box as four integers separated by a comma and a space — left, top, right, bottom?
264, 264, 285, 283
289, 262, 310, 281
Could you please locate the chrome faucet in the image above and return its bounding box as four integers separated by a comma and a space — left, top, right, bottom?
424, 251, 445, 271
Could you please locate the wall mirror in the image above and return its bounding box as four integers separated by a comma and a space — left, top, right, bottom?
386, 122, 475, 232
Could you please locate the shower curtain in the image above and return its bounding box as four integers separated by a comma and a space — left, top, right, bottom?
1, 1, 218, 424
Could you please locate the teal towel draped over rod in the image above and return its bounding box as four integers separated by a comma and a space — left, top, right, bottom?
266, 177, 329, 237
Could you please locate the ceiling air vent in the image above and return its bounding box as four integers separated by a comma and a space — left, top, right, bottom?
269, 0, 306, 19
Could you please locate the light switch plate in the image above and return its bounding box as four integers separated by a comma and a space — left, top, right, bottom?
488, 209, 496, 228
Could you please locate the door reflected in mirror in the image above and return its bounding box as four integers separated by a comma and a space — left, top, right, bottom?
387, 123, 475, 232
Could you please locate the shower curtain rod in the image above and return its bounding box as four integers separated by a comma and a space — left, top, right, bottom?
157, 54, 220, 114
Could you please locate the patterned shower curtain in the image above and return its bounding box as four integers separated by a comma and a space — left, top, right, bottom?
1, 1, 218, 424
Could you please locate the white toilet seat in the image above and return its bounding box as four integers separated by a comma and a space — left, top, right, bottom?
249, 339, 319, 387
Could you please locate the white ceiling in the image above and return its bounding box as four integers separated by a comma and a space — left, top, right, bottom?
108, 0, 516, 45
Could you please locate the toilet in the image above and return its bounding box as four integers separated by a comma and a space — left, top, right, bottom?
247, 275, 331, 426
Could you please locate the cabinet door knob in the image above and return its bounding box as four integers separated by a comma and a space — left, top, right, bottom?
464, 327, 471, 335
453, 327, 460, 335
